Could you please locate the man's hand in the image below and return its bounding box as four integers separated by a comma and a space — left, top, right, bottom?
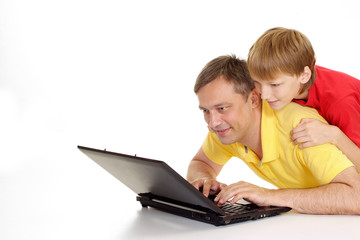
214, 167, 360, 215
291, 118, 338, 148
190, 178, 227, 197
214, 181, 272, 206
187, 147, 225, 197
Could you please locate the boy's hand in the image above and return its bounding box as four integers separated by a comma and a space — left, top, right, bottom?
291, 118, 337, 148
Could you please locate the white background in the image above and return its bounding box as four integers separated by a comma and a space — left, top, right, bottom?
1, 0, 359, 239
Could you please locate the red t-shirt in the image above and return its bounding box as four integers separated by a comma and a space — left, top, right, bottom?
293, 66, 360, 147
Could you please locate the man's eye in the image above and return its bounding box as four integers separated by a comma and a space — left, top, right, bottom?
219, 107, 227, 111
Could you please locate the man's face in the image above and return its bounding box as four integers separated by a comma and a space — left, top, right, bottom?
197, 76, 254, 145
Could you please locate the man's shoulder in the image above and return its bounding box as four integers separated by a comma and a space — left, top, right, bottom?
281, 101, 320, 115
202, 132, 248, 165
273, 102, 327, 127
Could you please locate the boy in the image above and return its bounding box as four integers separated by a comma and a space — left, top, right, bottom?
247, 27, 360, 171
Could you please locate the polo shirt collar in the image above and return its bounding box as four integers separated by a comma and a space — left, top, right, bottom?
260, 100, 279, 163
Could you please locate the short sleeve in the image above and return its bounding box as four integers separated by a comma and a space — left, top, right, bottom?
301, 144, 354, 185
202, 132, 234, 165
326, 97, 360, 147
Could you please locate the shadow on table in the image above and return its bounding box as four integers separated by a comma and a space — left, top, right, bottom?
118, 207, 256, 240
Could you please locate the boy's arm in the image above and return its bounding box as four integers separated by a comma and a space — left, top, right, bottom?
291, 118, 360, 172
215, 166, 360, 215
332, 126, 360, 172
187, 147, 226, 197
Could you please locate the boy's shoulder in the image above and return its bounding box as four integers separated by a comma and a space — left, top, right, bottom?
315, 65, 360, 85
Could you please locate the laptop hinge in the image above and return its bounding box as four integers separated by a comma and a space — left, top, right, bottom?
137, 192, 218, 215
136, 193, 222, 225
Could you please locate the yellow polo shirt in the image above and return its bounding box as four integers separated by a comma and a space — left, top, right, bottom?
202, 100, 354, 189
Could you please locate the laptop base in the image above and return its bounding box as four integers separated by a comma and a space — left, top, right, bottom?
137, 193, 290, 226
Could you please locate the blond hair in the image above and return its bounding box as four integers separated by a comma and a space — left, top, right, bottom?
248, 27, 316, 93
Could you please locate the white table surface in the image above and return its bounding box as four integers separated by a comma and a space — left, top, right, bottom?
1, 143, 358, 240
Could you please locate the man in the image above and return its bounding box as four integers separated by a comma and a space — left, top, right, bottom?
187, 55, 360, 215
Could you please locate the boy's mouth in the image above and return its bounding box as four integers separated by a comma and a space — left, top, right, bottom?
267, 100, 279, 105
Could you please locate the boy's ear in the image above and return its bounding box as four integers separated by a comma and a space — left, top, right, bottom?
300, 66, 312, 84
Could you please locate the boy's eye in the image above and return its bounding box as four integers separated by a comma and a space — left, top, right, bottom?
271, 83, 280, 87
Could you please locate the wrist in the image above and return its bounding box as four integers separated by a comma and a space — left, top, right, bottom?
330, 125, 342, 146
268, 189, 290, 207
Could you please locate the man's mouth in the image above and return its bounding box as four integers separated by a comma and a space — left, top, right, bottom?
215, 128, 230, 136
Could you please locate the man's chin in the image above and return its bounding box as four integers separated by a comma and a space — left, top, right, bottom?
217, 136, 235, 145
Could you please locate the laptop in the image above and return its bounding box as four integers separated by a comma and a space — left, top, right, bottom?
78, 145, 291, 226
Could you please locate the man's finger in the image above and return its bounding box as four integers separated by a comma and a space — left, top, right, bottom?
202, 180, 212, 197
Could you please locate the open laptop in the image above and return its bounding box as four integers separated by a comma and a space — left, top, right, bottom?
78, 145, 291, 226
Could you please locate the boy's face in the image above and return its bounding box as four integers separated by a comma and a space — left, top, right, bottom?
197, 76, 257, 145
252, 73, 309, 110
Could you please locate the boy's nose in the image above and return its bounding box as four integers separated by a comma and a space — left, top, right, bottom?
260, 85, 271, 100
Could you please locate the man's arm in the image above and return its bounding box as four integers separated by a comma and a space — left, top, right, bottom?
215, 166, 360, 215
187, 147, 226, 197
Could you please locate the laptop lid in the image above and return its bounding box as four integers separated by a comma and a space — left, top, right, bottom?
78, 145, 226, 215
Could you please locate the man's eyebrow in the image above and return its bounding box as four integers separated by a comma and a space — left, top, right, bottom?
199, 102, 230, 110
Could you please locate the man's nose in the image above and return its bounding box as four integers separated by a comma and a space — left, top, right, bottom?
208, 112, 221, 129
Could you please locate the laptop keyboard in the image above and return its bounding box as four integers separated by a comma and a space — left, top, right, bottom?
207, 195, 259, 214
221, 202, 257, 214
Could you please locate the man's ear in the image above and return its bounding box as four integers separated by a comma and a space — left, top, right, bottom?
249, 89, 261, 108
300, 66, 312, 84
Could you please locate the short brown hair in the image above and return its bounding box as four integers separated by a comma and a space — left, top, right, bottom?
194, 55, 255, 100
248, 27, 316, 93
